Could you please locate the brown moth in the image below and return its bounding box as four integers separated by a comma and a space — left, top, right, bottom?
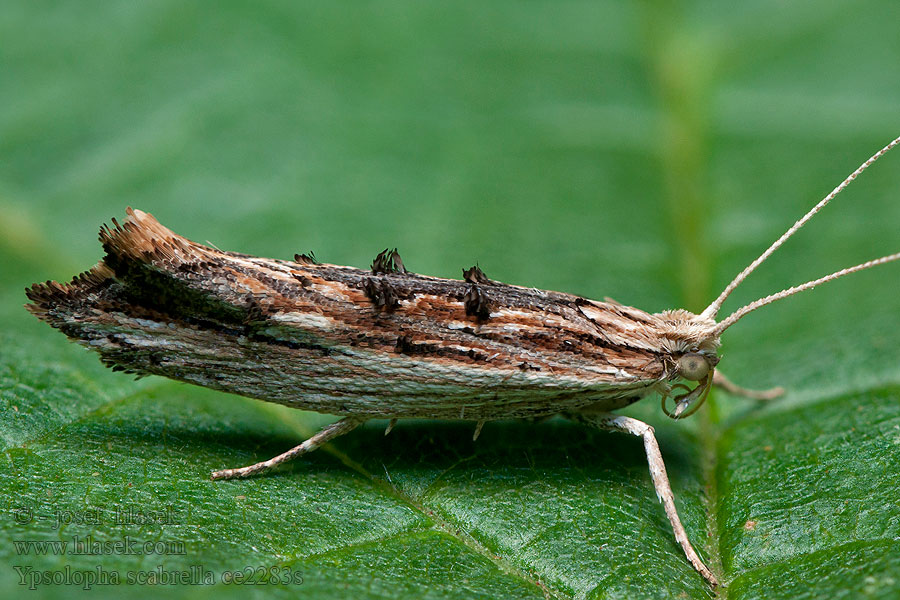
25, 137, 900, 586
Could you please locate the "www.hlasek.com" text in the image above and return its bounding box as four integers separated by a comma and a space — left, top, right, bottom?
14, 536, 185, 556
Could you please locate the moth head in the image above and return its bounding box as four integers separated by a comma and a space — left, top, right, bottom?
654, 309, 721, 360
652, 309, 721, 419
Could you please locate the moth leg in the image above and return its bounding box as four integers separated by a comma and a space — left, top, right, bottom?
570, 412, 718, 587
713, 370, 783, 400
210, 417, 365, 480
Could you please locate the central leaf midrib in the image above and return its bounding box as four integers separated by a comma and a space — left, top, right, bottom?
639, 2, 725, 592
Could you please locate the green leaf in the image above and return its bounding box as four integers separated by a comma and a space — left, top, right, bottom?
2, 2, 899, 599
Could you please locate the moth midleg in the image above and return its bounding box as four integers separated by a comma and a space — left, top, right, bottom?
712, 370, 783, 400
210, 417, 366, 480
570, 412, 718, 586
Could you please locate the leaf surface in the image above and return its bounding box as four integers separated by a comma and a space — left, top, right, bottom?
2, 2, 899, 598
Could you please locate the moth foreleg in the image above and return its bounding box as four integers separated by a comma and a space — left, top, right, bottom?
712, 370, 783, 400
210, 417, 365, 480
569, 412, 718, 587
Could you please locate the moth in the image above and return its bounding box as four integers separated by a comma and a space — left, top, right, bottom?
25, 137, 900, 587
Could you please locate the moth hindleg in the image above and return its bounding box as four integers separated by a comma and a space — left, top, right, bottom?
712, 370, 783, 400
568, 412, 718, 587
210, 417, 365, 480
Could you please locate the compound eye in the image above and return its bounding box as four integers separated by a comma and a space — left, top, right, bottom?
677, 353, 710, 381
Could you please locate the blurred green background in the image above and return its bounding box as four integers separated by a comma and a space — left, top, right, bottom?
2, 2, 899, 599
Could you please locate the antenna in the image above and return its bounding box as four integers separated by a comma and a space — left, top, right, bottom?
712, 251, 900, 336
700, 135, 900, 321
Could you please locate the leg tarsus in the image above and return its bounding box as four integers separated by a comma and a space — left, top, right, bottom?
211, 417, 365, 480
472, 420, 486, 441
569, 412, 718, 587
713, 370, 783, 400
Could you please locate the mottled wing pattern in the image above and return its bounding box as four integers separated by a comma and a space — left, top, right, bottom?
26, 209, 668, 419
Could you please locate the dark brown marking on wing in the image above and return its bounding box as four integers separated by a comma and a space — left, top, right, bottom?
294, 252, 319, 265
463, 284, 492, 320
395, 334, 494, 362
463, 265, 491, 284
371, 248, 407, 275
363, 277, 402, 310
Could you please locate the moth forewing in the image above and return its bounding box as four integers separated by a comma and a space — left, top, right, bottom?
27, 209, 671, 420
24, 136, 900, 589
